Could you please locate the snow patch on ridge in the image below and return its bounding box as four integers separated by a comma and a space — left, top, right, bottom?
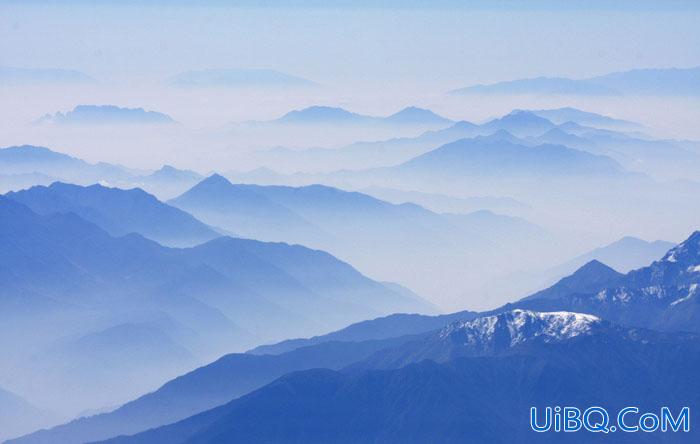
440, 309, 600, 347
671, 284, 698, 306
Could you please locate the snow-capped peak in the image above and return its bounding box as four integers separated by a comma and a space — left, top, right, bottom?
662, 231, 700, 265
440, 309, 601, 348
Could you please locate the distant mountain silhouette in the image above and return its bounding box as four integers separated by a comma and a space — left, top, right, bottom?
0, 66, 95, 85
248, 108, 656, 174
146, 165, 202, 183
0, 387, 59, 443
276, 106, 374, 124
270, 105, 453, 128
546, 236, 675, 278
449, 66, 700, 96
590, 66, 700, 96
450, 76, 617, 95
530, 127, 595, 148
397, 137, 622, 177
481, 110, 556, 136
166, 69, 317, 88
169, 174, 324, 244
37, 105, 174, 125
135, 166, 204, 200
6, 182, 220, 247
171, 174, 542, 249
0, 145, 209, 200
0, 145, 138, 186
541, 125, 700, 181
528, 107, 642, 130
359, 186, 528, 215
383, 106, 453, 125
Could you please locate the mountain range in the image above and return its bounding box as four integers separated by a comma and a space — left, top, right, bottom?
36, 105, 175, 125
510, 232, 700, 333
527, 107, 642, 131
0, 194, 428, 419
17, 230, 700, 444
5, 182, 220, 247
395, 135, 623, 177
86, 308, 700, 444
8, 335, 425, 444
0, 145, 201, 199
168, 174, 553, 307
271, 105, 453, 128
449, 66, 700, 96
245, 108, 695, 179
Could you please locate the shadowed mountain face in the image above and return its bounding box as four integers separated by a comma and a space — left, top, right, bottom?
0, 196, 425, 417
522, 260, 624, 302
248, 309, 477, 355
6, 182, 220, 247
92, 309, 700, 444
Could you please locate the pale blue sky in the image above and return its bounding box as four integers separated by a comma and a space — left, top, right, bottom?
2, 1, 699, 88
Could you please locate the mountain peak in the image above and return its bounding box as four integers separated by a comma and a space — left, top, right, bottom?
451, 120, 478, 129
384, 107, 451, 124
200, 173, 232, 186
476, 129, 520, 143
521, 259, 623, 303
482, 110, 556, 136
440, 309, 601, 349
505, 109, 547, 121
558, 259, 623, 289
277, 106, 366, 123
572, 259, 618, 275
148, 165, 202, 181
